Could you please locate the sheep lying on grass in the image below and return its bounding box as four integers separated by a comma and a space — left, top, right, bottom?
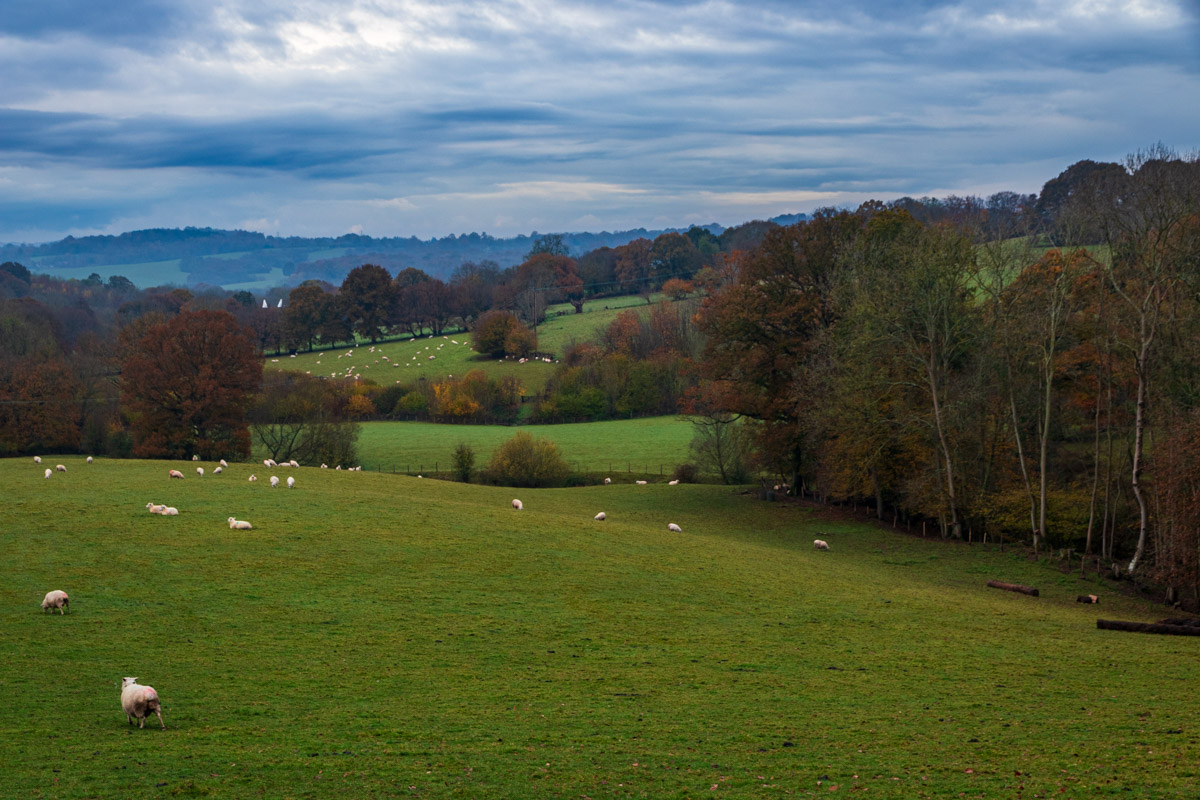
120, 677, 165, 729
41, 590, 69, 614
813, 539, 830, 551
146, 502, 166, 514
635, 480, 647, 485
160, 507, 178, 516
228, 517, 253, 530
248, 474, 257, 482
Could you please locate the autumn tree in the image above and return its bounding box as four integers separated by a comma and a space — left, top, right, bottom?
121, 310, 262, 460
249, 371, 360, 466
340, 263, 395, 343
283, 281, 333, 352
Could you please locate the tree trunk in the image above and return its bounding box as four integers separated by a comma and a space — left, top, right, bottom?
1127, 341, 1151, 574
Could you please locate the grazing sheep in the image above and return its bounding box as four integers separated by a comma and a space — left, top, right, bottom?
668, 480, 679, 486
228, 517, 253, 530
146, 502, 166, 514
604, 477, 611, 485
667, 523, 682, 532
168, 470, 184, 479
263, 459, 277, 468
248, 474, 257, 482
288, 460, 299, 468
213, 466, 223, 474
813, 539, 830, 551
512, 499, 523, 510
192, 455, 198, 461
594, 512, 606, 521
44, 468, 52, 479
286, 476, 295, 488
120, 677, 165, 729
41, 590, 69, 614
34, 456, 42, 464
635, 480, 647, 485
196, 467, 204, 477
87, 456, 94, 463
270, 475, 280, 487
219, 459, 228, 468
55, 464, 67, 472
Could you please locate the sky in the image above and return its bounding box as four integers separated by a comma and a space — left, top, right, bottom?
1, 0, 1197, 244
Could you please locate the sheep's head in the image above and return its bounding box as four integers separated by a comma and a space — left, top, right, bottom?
122, 677, 138, 688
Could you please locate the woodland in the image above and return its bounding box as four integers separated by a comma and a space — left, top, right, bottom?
2, 146, 1199, 598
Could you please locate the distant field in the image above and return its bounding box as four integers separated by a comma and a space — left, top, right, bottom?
348, 416, 696, 476
4, 455, 1195, 798
34, 258, 192, 288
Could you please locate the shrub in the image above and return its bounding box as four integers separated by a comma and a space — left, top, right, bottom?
473, 310, 521, 358
504, 325, 538, 358
452, 442, 476, 483
672, 463, 700, 483
484, 431, 570, 488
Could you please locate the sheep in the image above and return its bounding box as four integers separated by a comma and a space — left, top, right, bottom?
228, 517, 253, 530
86, 456, 94, 464
263, 459, 276, 468
248, 474, 257, 482
604, 477, 611, 485
512, 499, 523, 510
41, 590, 69, 614
594, 512, 606, 521
55, 464, 67, 472
120, 677, 165, 730
168, 470, 184, 479
160, 507, 179, 516
813, 539, 830, 551
219, 459, 228, 468
146, 502, 166, 514
320, 463, 328, 469
196, 467, 204, 477
286, 476, 295, 488
667, 523, 682, 532
668, 479, 679, 486
44, 468, 52, 479
270, 476, 280, 487
635, 480, 647, 485
192, 455, 198, 461
34, 456, 42, 464
213, 466, 223, 474
288, 460, 299, 468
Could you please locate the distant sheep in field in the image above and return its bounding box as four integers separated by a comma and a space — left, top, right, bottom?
248, 474, 257, 482
288, 460, 299, 468
286, 476, 295, 488
213, 466, 222, 474
668, 480, 679, 485
270, 476, 280, 487
41, 590, 69, 614
594, 512, 606, 521
219, 459, 228, 468
192, 455, 198, 461
667, 523, 682, 532
512, 499, 523, 510
34, 456, 42, 464
168, 470, 184, 479
813, 539, 830, 551
160, 507, 178, 516
44, 468, 52, 479
196, 467, 204, 477
146, 502, 166, 514
263, 459, 277, 468
228, 517, 252, 530
87, 456, 93, 464
604, 477, 611, 484
120, 677, 165, 729
56, 464, 67, 472
635, 480, 647, 485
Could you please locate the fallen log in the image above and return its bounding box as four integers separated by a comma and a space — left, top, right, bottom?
1097, 619, 1200, 636
987, 580, 1039, 597
1076, 594, 1099, 604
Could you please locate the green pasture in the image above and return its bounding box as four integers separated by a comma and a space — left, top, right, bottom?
3, 456, 1197, 798
34, 258, 192, 289
348, 416, 695, 476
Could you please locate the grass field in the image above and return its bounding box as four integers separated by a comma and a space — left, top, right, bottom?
262, 296, 689, 395
348, 417, 695, 476
4, 456, 1197, 798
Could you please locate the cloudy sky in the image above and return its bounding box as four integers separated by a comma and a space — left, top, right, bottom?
1, 0, 1197, 244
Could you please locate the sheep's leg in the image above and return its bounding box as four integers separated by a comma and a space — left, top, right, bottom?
155, 709, 165, 729
139, 716, 145, 729
127, 714, 133, 725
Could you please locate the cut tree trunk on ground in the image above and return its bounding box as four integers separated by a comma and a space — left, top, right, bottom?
987, 580, 1039, 597
1096, 619, 1200, 636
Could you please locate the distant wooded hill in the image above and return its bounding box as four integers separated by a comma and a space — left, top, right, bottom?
0, 215, 806, 290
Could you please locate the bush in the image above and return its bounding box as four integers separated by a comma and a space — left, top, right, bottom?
672, 463, 700, 483
484, 431, 570, 488
504, 325, 538, 358
472, 310, 522, 358
452, 443, 476, 483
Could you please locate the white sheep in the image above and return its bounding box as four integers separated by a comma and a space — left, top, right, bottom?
248, 474, 257, 482
168, 470, 184, 479
270, 476, 280, 487
594, 512, 606, 521
34, 456, 42, 464
213, 466, 223, 474
87, 456, 94, 463
286, 476, 295, 488
120, 677, 165, 729
55, 464, 67, 472
604, 477, 611, 484
288, 460, 299, 468
41, 590, 70, 614
192, 455, 198, 461
635, 480, 647, 485
219, 459, 228, 468
320, 464, 328, 469
146, 502, 166, 514
161, 506, 179, 516
512, 499, 523, 510
813, 539, 830, 551
44, 468, 52, 479
667, 523, 682, 532
668, 480, 679, 486
228, 517, 253, 530
263, 459, 277, 468
196, 467, 204, 477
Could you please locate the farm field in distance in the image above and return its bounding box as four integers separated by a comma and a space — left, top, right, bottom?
4, 456, 1198, 798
